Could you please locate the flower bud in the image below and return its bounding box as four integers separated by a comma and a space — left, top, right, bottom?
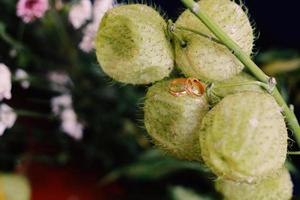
144, 80, 209, 160
175, 0, 254, 81
96, 4, 174, 84
215, 168, 293, 200
199, 92, 287, 182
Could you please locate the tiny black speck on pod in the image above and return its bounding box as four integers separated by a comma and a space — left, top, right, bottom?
144, 80, 209, 161
199, 92, 287, 183
215, 168, 293, 200
175, 0, 254, 81
95, 4, 174, 84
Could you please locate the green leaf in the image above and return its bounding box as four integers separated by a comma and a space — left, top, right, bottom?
262, 58, 300, 76
256, 49, 299, 64
100, 149, 210, 184
0, 21, 5, 33
170, 186, 213, 200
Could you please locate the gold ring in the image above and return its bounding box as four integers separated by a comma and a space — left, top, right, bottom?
168, 78, 188, 97
185, 78, 205, 97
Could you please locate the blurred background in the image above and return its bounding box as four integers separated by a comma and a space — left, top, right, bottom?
0, 0, 299, 199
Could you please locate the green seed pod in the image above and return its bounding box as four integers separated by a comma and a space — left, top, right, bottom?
212, 72, 264, 98
175, 0, 254, 81
144, 80, 209, 161
0, 173, 31, 200
215, 168, 293, 200
199, 92, 287, 183
95, 4, 174, 84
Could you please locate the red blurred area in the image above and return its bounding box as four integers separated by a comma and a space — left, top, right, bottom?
17, 162, 124, 200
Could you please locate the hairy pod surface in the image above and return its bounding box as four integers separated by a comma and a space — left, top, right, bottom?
0, 173, 31, 200
144, 80, 209, 161
215, 168, 293, 200
95, 4, 174, 84
175, 0, 254, 81
199, 92, 287, 183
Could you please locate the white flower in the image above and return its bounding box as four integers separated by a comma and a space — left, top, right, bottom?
79, 22, 97, 52
0, 104, 17, 136
47, 71, 71, 85
51, 94, 72, 115
79, 0, 115, 52
0, 63, 12, 101
15, 69, 30, 89
69, 0, 92, 29
93, 0, 115, 25
9, 49, 18, 58
47, 71, 72, 93
51, 94, 84, 140
60, 108, 83, 140
0, 125, 5, 137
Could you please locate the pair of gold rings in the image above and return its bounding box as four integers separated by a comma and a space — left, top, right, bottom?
168, 78, 205, 97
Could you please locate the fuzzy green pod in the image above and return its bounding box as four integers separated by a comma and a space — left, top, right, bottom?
175, 0, 254, 81
199, 92, 287, 183
215, 168, 293, 200
144, 80, 209, 161
95, 4, 174, 84
0, 173, 31, 200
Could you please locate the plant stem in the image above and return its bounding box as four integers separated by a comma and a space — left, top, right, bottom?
176, 25, 222, 45
288, 152, 300, 155
180, 0, 300, 145
0, 24, 24, 50
213, 81, 268, 90
16, 110, 53, 119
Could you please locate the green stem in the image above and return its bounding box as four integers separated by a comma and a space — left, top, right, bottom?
0, 26, 24, 50
180, 0, 300, 145
213, 81, 268, 90
176, 25, 222, 45
288, 152, 300, 155
16, 110, 54, 119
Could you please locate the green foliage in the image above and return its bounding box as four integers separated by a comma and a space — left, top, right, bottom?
170, 186, 213, 200
0, 0, 148, 171
101, 149, 210, 182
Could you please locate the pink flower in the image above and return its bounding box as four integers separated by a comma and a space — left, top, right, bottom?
17, 0, 49, 23
79, 0, 115, 52
68, 0, 92, 29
